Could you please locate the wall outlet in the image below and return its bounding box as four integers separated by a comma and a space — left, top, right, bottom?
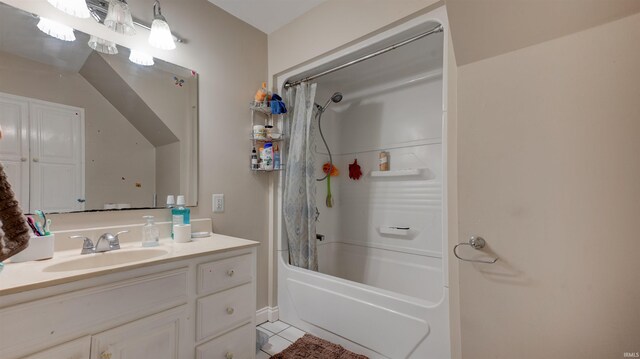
212, 194, 224, 213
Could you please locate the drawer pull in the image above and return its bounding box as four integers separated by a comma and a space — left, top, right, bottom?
226, 269, 235, 277
100, 351, 112, 359
226, 307, 234, 315
225, 352, 234, 359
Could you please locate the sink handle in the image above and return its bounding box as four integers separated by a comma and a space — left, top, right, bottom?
70, 235, 94, 255
111, 230, 129, 250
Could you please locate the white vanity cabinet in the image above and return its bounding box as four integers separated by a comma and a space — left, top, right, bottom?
0, 246, 257, 359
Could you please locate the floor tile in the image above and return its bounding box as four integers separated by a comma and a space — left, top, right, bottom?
261, 335, 293, 356
257, 351, 271, 359
259, 320, 290, 334
258, 326, 275, 338
278, 326, 306, 343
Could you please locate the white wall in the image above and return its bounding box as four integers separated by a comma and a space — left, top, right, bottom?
456, 11, 640, 358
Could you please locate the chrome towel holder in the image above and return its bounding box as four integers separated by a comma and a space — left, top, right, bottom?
453, 236, 499, 264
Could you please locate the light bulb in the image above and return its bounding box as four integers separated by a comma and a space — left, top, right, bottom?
129, 50, 154, 66
104, 0, 136, 36
88, 36, 118, 55
37, 18, 76, 42
149, 18, 176, 50
47, 0, 90, 19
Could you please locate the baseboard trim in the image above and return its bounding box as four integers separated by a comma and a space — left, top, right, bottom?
256, 306, 279, 324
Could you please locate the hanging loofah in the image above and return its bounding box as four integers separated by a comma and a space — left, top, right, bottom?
349, 159, 362, 180
0, 162, 31, 261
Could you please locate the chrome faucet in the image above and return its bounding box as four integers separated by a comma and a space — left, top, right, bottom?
70, 230, 129, 254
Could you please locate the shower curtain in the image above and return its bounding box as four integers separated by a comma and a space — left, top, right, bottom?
283, 83, 318, 271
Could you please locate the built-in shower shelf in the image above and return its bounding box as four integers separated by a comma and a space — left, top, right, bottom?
370, 169, 422, 177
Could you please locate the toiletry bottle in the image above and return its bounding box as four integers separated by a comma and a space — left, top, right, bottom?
251, 147, 259, 170
273, 144, 281, 170
263, 143, 274, 171
166, 195, 175, 208
171, 195, 190, 238
254, 82, 268, 103
379, 151, 389, 171
142, 215, 159, 247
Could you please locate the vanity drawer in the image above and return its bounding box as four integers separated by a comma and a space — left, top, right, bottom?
196, 323, 254, 359
196, 283, 253, 341
197, 254, 252, 296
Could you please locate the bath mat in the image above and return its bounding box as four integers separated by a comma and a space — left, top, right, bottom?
270, 334, 368, 359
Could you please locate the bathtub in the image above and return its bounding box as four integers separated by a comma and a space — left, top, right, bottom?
277, 248, 450, 358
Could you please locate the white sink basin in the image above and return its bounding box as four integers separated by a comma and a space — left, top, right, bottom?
43, 248, 169, 272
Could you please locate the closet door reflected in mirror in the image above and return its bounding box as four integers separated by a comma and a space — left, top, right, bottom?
0, 93, 85, 213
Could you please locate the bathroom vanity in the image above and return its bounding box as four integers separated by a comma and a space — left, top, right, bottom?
0, 234, 258, 359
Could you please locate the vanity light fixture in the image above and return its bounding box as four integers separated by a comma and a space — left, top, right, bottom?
104, 0, 136, 36
88, 35, 118, 54
37, 17, 76, 42
148, 0, 176, 50
47, 0, 90, 18
129, 50, 154, 66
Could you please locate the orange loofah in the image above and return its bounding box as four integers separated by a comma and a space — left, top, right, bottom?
322, 162, 339, 176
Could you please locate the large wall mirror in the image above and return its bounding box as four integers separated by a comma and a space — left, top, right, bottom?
0, 2, 198, 213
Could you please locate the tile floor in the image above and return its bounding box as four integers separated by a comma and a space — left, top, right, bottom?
257, 320, 307, 357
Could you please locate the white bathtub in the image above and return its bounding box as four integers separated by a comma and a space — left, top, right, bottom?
277, 249, 450, 358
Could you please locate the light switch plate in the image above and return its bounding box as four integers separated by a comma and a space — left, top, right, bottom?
212, 194, 224, 213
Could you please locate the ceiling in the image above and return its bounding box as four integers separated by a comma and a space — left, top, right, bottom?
446, 0, 640, 66
206, 0, 327, 34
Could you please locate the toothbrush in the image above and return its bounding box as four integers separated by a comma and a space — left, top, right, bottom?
34, 222, 44, 236
26, 216, 40, 236
35, 210, 46, 227
44, 219, 52, 236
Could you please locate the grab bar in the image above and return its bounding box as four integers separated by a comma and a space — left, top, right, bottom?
453, 236, 498, 264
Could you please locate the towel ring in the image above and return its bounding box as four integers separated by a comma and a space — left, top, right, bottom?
453, 236, 498, 264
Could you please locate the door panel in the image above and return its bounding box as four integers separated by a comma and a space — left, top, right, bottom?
0, 95, 29, 211
29, 102, 84, 212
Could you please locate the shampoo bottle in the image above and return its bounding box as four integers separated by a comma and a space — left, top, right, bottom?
273, 144, 281, 170
263, 143, 274, 171
171, 195, 190, 239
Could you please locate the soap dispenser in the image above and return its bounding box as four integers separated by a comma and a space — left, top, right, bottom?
142, 215, 159, 247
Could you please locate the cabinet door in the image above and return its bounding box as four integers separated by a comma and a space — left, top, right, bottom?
29, 101, 84, 212
0, 94, 30, 211
196, 323, 255, 359
91, 306, 186, 359
22, 336, 91, 359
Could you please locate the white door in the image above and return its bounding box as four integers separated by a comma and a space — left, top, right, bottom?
29, 102, 84, 212
0, 94, 30, 211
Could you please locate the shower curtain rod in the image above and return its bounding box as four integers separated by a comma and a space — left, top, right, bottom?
284, 24, 444, 89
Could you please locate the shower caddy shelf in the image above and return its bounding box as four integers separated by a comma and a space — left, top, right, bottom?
249, 100, 285, 172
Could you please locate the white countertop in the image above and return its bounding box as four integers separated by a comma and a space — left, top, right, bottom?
0, 234, 259, 296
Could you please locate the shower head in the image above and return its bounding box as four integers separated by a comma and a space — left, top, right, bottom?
317, 92, 343, 112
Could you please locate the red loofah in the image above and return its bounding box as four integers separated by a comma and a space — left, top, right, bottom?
349, 159, 362, 180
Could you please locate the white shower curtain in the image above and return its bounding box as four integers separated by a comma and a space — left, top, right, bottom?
283, 83, 318, 271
